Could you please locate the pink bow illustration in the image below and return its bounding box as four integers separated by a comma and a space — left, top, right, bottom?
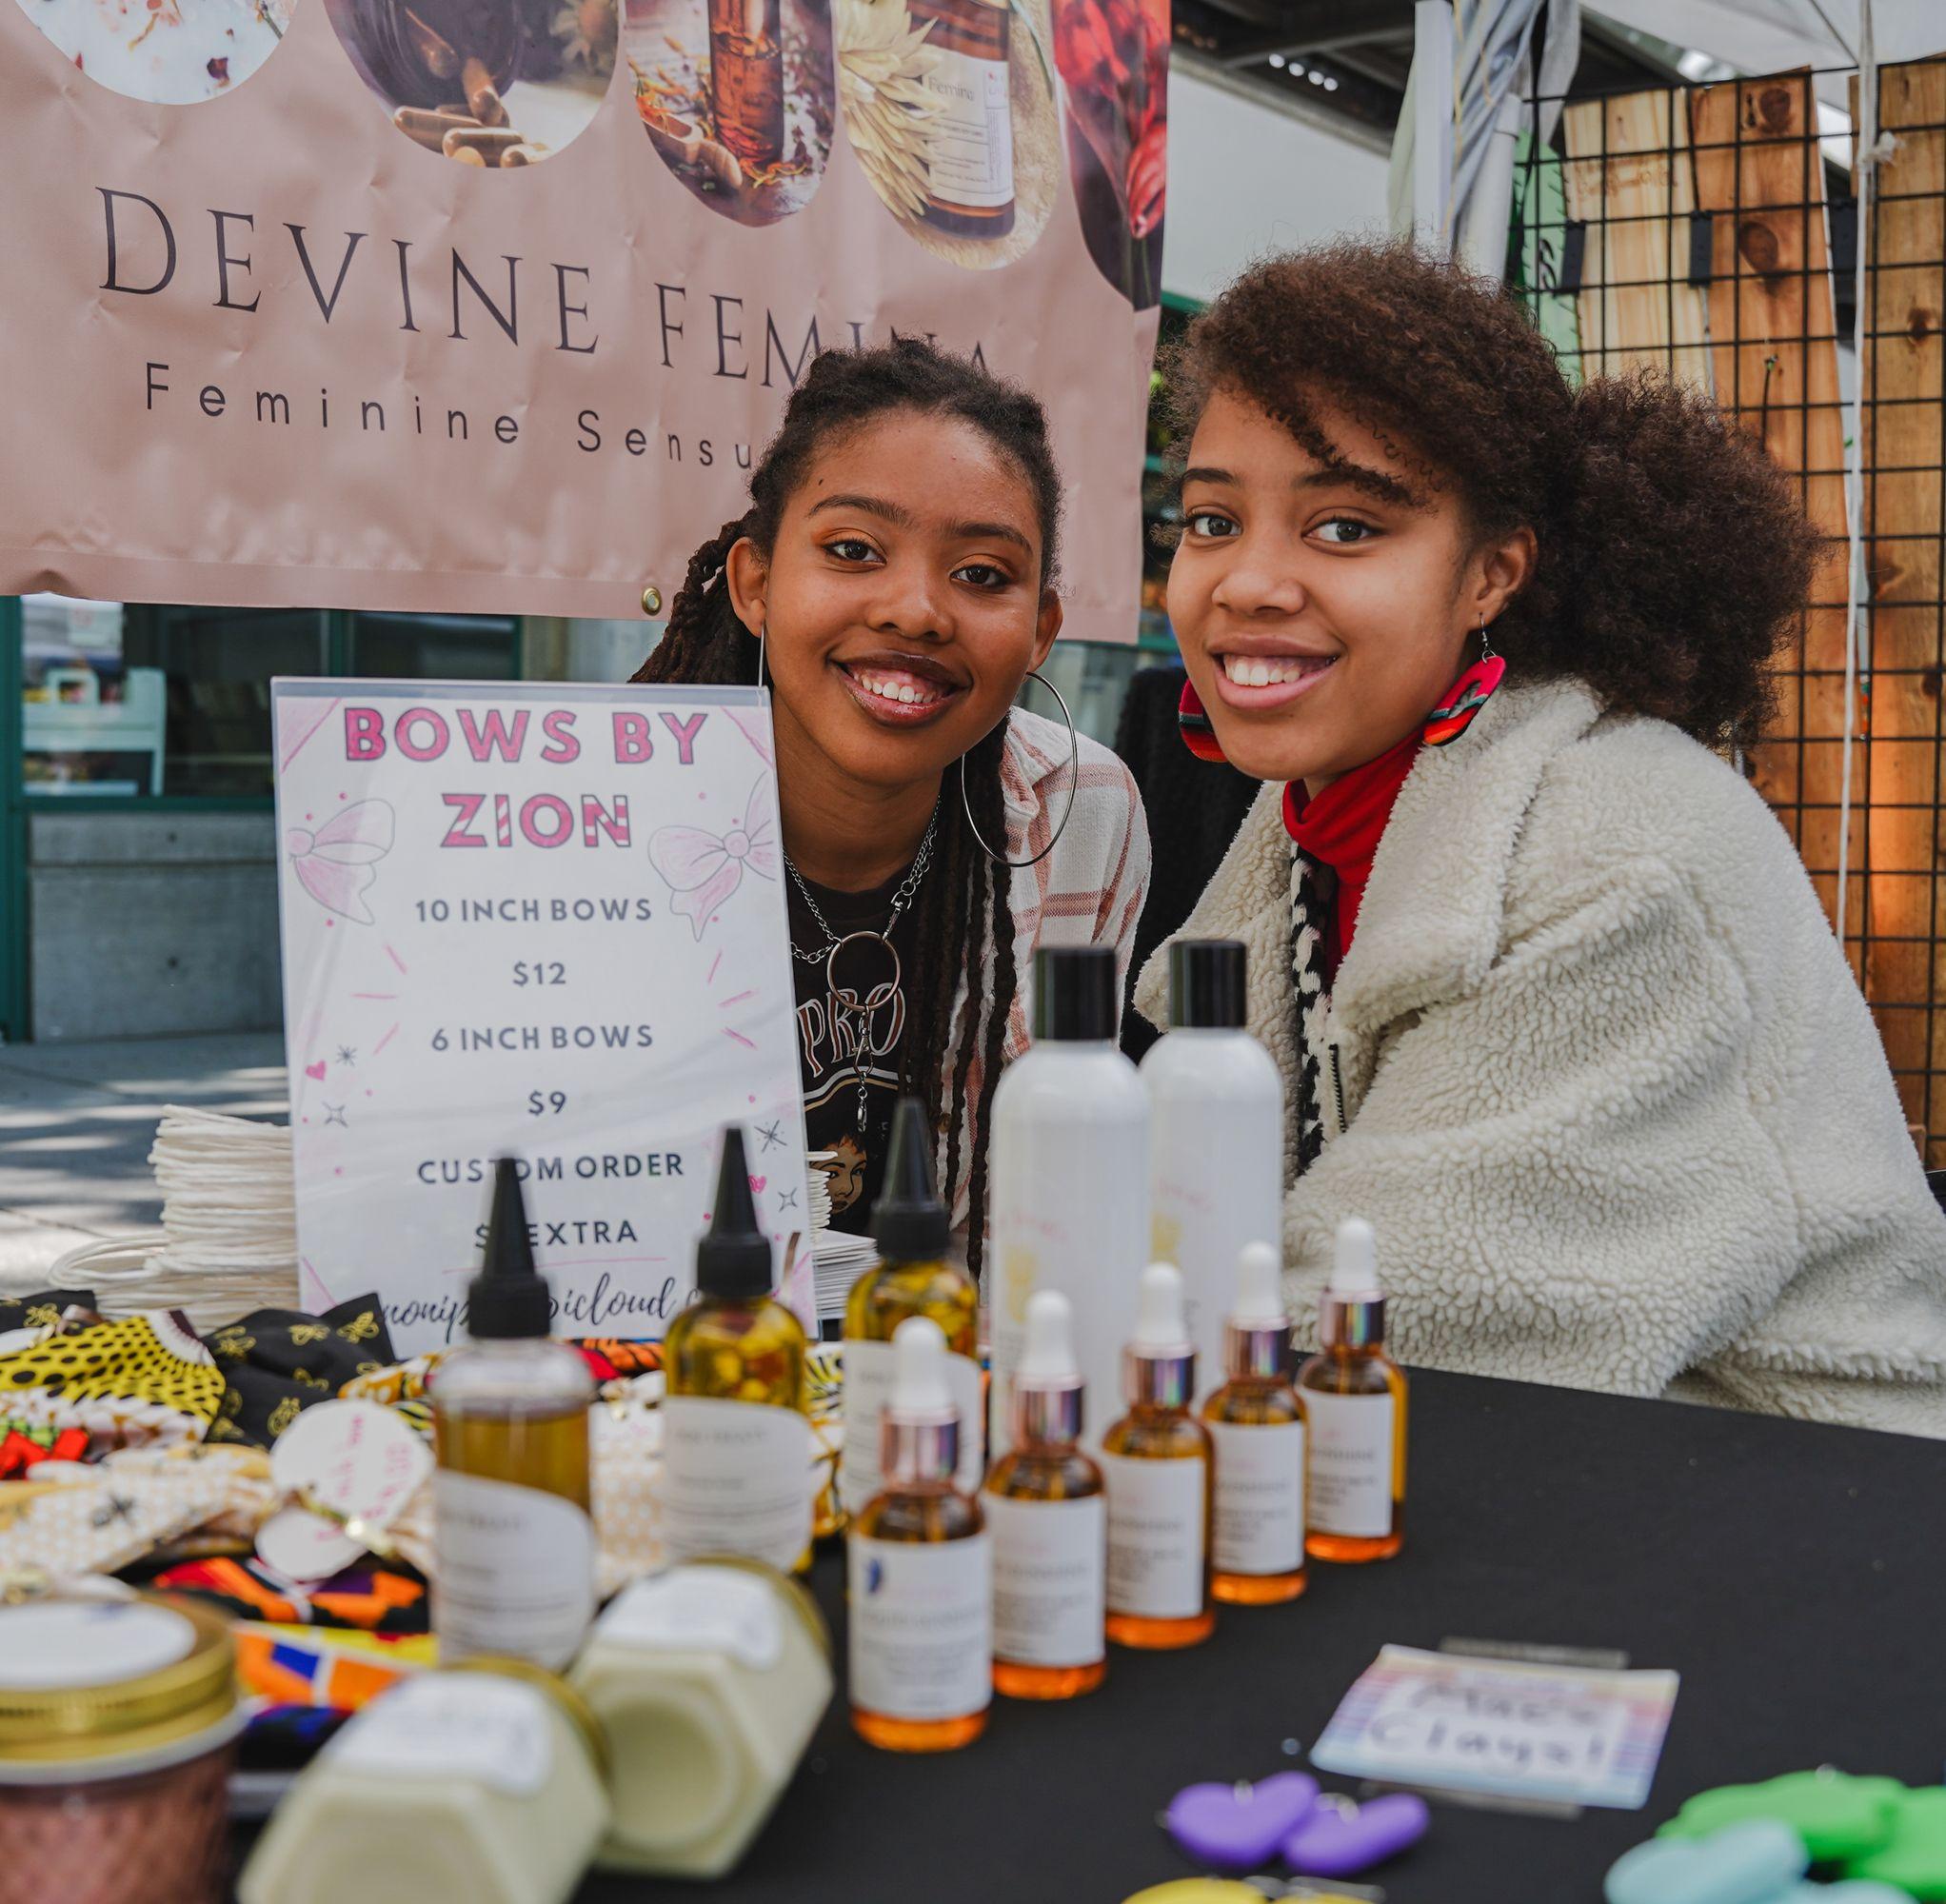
648, 779, 777, 940
285, 800, 396, 925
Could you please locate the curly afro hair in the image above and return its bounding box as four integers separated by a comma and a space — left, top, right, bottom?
1165, 239, 1824, 745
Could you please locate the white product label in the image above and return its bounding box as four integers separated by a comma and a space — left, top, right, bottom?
923, 48, 1013, 208
329, 1674, 553, 1796
1102, 1455, 1205, 1620
848, 1535, 993, 1721
986, 1493, 1105, 1668
0, 1602, 193, 1690
842, 1339, 984, 1512
659, 1396, 811, 1572
1305, 1392, 1396, 1539
433, 1472, 595, 1671
1210, 1419, 1305, 1576
601, 1566, 784, 1671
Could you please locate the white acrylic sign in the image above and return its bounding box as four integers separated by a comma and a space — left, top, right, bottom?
273, 679, 813, 1355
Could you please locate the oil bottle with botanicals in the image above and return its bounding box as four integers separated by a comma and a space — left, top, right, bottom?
908, 0, 1015, 237
660, 1127, 812, 1574
1298, 1218, 1407, 1563
842, 1097, 982, 1518
432, 1157, 596, 1671
1202, 1241, 1306, 1604
990, 945, 1149, 1461
1142, 940, 1283, 1389
983, 1291, 1106, 1700
848, 1317, 992, 1752
1102, 1263, 1214, 1650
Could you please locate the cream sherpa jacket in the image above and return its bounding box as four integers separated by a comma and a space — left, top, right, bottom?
1136, 679, 1946, 1436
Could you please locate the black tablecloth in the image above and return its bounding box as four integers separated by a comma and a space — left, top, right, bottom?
579, 1368, 1946, 1903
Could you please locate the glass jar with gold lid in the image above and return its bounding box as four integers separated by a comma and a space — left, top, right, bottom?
0, 1594, 243, 1904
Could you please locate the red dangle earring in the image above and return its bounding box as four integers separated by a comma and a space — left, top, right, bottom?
1177, 676, 1229, 763
1422, 616, 1506, 748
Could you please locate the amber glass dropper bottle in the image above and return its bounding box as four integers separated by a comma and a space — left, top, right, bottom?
432, 1157, 595, 1671
843, 1097, 982, 1520
660, 1126, 812, 1573
1298, 1217, 1407, 1563
1102, 1262, 1215, 1650
848, 1317, 992, 1753
984, 1290, 1106, 1699
1203, 1240, 1307, 1604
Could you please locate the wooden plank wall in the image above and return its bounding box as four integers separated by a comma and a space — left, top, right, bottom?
1689, 71, 1859, 967
1861, 58, 1946, 1158
1561, 89, 1711, 387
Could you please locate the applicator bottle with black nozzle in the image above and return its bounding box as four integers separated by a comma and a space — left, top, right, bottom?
1298, 1217, 1407, 1563
432, 1155, 596, 1670
1101, 1262, 1215, 1651
843, 1097, 982, 1520
661, 1125, 812, 1574
983, 1290, 1107, 1700
848, 1317, 992, 1754
1203, 1240, 1308, 1604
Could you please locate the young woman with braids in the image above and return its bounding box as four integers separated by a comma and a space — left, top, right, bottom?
1138, 239, 1946, 1434
636, 341, 1149, 1279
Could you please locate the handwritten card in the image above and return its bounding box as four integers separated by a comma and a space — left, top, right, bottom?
273, 679, 812, 1355
1309, 1645, 1679, 1811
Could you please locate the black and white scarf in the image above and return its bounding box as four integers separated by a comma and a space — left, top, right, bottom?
1289, 843, 1335, 1177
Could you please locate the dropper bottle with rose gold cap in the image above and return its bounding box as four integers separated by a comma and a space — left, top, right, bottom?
1202, 1240, 1307, 1604
847, 1317, 992, 1753
983, 1291, 1107, 1699
1298, 1218, 1407, 1562
1102, 1263, 1214, 1650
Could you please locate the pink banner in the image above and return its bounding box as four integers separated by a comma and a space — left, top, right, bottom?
0, 0, 1164, 636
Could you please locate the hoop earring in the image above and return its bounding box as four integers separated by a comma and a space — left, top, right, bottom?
754, 624, 768, 690
961, 669, 1079, 871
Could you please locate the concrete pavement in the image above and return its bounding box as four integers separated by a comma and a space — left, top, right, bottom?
0, 1033, 286, 1287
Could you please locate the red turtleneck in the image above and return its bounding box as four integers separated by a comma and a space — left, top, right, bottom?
1281, 729, 1420, 976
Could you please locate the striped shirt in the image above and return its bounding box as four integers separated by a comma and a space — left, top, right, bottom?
940, 706, 1152, 1228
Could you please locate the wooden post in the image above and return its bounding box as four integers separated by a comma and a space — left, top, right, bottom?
1690, 71, 1857, 962
1861, 58, 1946, 1156
1561, 88, 1711, 388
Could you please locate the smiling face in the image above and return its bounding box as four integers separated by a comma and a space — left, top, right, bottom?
725, 409, 1061, 795
1167, 387, 1532, 789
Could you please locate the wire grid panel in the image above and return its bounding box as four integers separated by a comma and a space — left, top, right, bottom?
1515, 69, 1909, 1096
1860, 58, 1946, 1160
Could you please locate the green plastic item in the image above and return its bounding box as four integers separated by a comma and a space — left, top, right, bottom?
1848, 1789, 1946, 1900
1659, 1773, 1906, 1864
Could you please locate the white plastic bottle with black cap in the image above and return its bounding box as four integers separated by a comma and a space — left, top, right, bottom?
989, 944, 1149, 1459
432, 1156, 596, 1670
1297, 1217, 1407, 1563
1141, 939, 1283, 1393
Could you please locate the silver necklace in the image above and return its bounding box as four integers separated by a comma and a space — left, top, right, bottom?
784, 802, 939, 1132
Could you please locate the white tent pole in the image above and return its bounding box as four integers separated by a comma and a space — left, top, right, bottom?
1836, 0, 1878, 960
1413, 0, 1458, 249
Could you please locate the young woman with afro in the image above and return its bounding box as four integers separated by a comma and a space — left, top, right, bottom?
1138, 239, 1946, 1434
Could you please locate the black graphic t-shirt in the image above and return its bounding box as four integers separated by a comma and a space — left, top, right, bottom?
787, 867, 918, 1236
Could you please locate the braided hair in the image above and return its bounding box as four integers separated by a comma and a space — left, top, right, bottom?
633, 339, 1062, 1279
